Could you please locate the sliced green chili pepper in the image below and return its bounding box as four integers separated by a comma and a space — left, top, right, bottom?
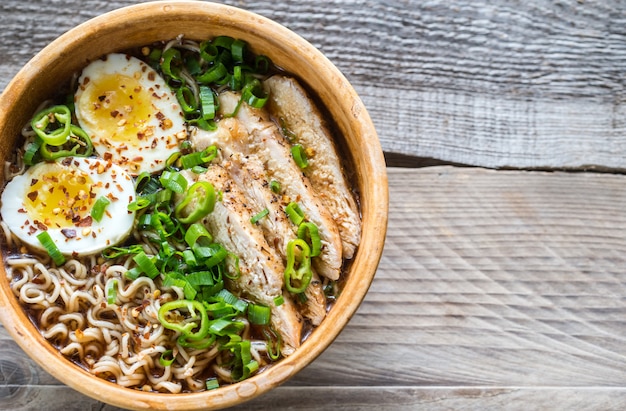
31, 105, 72, 146
157, 299, 209, 340
297, 222, 322, 257
39, 125, 93, 160
284, 239, 312, 294
175, 181, 216, 224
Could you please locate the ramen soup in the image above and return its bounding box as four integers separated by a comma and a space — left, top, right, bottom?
0, 36, 361, 393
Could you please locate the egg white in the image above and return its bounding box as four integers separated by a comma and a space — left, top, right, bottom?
0, 157, 136, 256
74, 53, 187, 175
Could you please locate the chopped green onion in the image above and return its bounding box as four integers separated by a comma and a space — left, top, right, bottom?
133, 251, 160, 279
106, 279, 118, 305
23, 138, 42, 166
242, 79, 268, 109
269, 180, 281, 194
36, 231, 65, 266
176, 86, 198, 114
297, 222, 322, 257
102, 244, 144, 259
213, 36, 235, 50
231, 39, 247, 63
184, 223, 213, 248
186, 271, 215, 288
199, 41, 219, 63
248, 303, 271, 325
254, 55, 271, 74
159, 170, 188, 194
124, 267, 142, 280
206, 378, 220, 390
262, 326, 282, 361
199, 86, 216, 120
273, 295, 284, 307
127, 197, 152, 211
180, 146, 217, 169
291, 144, 308, 168
250, 208, 269, 224
196, 62, 228, 84
161, 48, 183, 81
159, 350, 175, 367
194, 243, 228, 268
285, 202, 305, 225
90, 196, 111, 222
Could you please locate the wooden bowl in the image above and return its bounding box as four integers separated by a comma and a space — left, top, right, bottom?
0, 2, 388, 410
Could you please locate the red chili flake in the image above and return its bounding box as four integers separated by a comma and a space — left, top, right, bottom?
34, 220, 48, 231
115, 184, 123, 192
106, 192, 119, 201
61, 157, 72, 167
148, 72, 156, 81
61, 229, 77, 238
103, 152, 113, 161
18, 208, 27, 213
98, 94, 106, 102
28, 226, 37, 235
30, 178, 38, 186
77, 216, 93, 227
156, 112, 165, 120
110, 110, 119, 118
152, 92, 161, 99
27, 191, 38, 202
151, 139, 158, 149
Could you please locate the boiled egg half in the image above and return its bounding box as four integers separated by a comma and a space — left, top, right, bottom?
74, 53, 187, 175
0, 157, 135, 255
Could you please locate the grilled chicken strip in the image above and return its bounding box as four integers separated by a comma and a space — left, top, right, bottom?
179, 166, 303, 355
192, 93, 343, 281
264, 75, 361, 259
224, 152, 327, 326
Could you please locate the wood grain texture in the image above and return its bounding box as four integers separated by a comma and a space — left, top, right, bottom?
2, 167, 626, 410
2, 0, 626, 169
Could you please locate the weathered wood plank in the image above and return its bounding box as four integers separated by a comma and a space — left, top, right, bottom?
2, 167, 626, 409
1, 0, 626, 169
2, 386, 626, 411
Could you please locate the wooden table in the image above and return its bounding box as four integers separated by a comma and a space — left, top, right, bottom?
2, 1, 626, 409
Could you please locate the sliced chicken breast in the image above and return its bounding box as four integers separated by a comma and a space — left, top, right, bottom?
178, 167, 303, 355
224, 153, 327, 326
264, 75, 361, 259
193, 93, 343, 281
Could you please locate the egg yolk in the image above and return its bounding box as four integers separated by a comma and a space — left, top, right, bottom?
78, 73, 154, 146
25, 164, 97, 228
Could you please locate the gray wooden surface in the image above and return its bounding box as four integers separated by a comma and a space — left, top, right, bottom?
2, 1, 626, 410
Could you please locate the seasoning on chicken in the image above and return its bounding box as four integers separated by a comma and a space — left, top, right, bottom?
264, 75, 362, 259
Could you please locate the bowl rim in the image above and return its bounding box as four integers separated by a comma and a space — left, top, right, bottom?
0, 1, 389, 410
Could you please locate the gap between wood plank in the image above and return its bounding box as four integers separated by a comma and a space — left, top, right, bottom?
384, 152, 626, 174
